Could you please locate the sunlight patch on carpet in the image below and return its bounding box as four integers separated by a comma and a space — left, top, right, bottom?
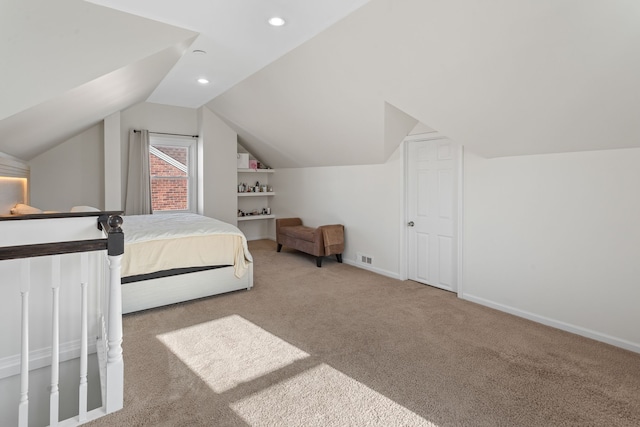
156, 315, 309, 393
230, 363, 439, 426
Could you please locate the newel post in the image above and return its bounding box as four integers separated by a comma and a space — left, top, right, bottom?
104, 214, 124, 413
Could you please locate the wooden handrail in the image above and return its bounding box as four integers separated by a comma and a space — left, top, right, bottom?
0, 240, 108, 261
0, 213, 124, 260
0, 211, 123, 221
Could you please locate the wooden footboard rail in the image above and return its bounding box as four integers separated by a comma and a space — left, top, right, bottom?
0, 212, 124, 427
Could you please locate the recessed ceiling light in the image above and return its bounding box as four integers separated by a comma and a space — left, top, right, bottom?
197, 78, 210, 85
268, 16, 286, 27
193, 49, 207, 55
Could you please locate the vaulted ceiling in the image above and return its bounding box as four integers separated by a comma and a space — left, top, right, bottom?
2, 0, 639, 167
1, 0, 197, 160
209, 0, 640, 166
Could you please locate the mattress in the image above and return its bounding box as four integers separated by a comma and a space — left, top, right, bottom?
121, 213, 252, 279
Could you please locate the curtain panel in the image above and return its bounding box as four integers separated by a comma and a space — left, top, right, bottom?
125, 129, 152, 215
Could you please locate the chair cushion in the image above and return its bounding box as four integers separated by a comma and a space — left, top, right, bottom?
279, 225, 317, 242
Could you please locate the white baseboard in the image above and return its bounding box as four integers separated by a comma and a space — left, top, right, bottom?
343, 259, 401, 280
0, 339, 97, 379
462, 293, 640, 354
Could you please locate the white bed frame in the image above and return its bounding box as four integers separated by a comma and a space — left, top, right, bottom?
121, 262, 253, 314
0, 157, 254, 315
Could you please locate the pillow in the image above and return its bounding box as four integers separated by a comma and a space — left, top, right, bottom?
11, 203, 43, 215
70, 205, 101, 212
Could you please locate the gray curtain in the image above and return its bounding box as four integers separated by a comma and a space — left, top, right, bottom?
125, 129, 152, 215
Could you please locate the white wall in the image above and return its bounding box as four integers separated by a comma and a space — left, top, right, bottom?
199, 106, 238, 225
118, 102, 236, 221
462, 147, 640, 351
28, 102, 239, 222
30, 102, 198, 213
29, 124, 104, 211
103, 112, 122, 210
120, 102, 198, 209
0, 152, 29, 214
272, 143, 640, 352
270, 146, 403, 277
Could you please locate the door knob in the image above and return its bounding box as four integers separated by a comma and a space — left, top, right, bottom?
407, 221, 415, 227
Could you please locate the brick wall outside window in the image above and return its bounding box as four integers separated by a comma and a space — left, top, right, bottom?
150, 146, 189, 211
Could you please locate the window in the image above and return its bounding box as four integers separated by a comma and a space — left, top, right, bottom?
149, 136, 197, 213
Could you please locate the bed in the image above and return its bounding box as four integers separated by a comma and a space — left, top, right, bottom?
120, 213, 253, 314
0, 155, 250, 314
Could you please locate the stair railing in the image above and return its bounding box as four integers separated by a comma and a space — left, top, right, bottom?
0, 212, 124, 427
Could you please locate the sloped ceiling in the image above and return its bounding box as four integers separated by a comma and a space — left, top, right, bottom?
87, 0, 372, 108
208, 0, 640, 168
0, 42, 195, 160
2, 0, 639, 167
0, 0, 196, 160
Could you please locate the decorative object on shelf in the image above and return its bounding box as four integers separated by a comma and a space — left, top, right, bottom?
237, 159, 275, 229
237, 182, 276, 193
238, 182, 273, 194
239, 208, 273, 217
237, 153, 249, 169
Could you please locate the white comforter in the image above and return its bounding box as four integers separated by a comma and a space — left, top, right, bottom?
121, 213, 252, 278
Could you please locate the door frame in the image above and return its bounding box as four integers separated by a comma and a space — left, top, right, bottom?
400, 132, 465, 298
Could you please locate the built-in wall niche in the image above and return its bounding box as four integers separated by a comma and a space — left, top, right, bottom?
236, 144, 275, 240
0, 154, 30, 215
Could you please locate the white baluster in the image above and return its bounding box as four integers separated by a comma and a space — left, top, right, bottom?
50, 256, 60, 426
105, 253, 123, 413
79, 253, 89, 422
18, 259, 30, 427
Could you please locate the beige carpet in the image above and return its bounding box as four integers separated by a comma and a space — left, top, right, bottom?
88, 240, 640, 426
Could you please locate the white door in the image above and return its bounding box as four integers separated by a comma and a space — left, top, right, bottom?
407, 139, 459, 292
